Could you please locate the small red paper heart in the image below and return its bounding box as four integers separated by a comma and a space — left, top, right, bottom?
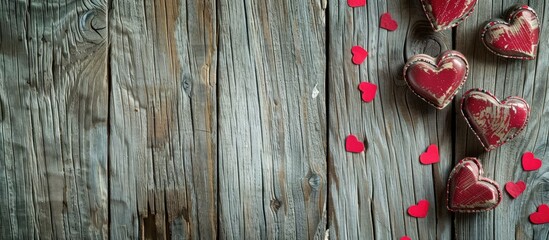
380, 13, 398, 31
358, 82, 377, 103
404, 50, 468, 109
400, 237, 411, 240
420, 144, 440, 165
347, 0, 366, 7
481, 5, 540, 60
351, 46, 368, 65
345, 134, 364, 153
407, 200, 429, 218
461, 89, 530, 151
447, 158, 502, 212
505, 181, 526, 199
530, 204, 549, 224
522, 152, 542, 171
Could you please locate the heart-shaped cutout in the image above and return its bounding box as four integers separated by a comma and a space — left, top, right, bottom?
505, 181, 526, 199
347, 0, 366, 8
407, 200, 429, 218
345, 134, 364, 153
380, 13, 398, 31
481, 5, 540, 60
522, 152, 542, 171
447, 158, 502, 212
530, 204, 549, 224
400, 236, 411, 240
351, 46, 368, 65
420, 144, 439, 165
461, 89, 530, 151
358, 82, 377, 103
420, 0, 477, 31
404, 50, 469, 109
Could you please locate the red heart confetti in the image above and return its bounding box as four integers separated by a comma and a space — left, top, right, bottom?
358, 82, 377, 103
400, 237, 411, 240
505, 181, 526, 199
522, 152, 542, 171
407, 200, 429, 218
347, 0, 366, 8
345, 134, 365, 153
420, 144, 440, 165
447, 158, 502, 212
529, 204, 549, 224
380, 13, 398, 31
351, 46, 368, 65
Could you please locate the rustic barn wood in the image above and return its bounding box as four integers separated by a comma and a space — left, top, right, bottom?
1, 0, 548, 239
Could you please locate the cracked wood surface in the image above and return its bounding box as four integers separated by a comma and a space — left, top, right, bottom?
1, 0, 548, 239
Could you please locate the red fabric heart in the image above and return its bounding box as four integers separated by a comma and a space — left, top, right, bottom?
481, 5, 540, 60
358, 82, 377, 103
347, 0, 366, 7
380, 13, 398, 31
407, 200, 429, 218
522, 152, 542, 171
400, 237, 411, 240
530, 204, 549, 224
461, 89, 530, 151
447, 158, 502, 212
420, 144, 439, 165
404, 50, 468, 109
345, 134, 364, 153
420, 0, 477, 31
505, 181, 526, 199
351, 46, 368, 65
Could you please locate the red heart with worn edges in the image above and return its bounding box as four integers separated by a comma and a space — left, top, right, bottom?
481, 5, 540, 60
400, 237, 411, 240
380, 13, 398, 31
358, 82, 377, 103
447, 158, 502, 212
420, 0, 477, 31
403, 50, 468, 109
420, 144, 439, 165
461, 89, 530, 151
530, 204, 549, 224
407, 200, 429, 218
345, 134, 364, 153
351, 46, 368, 65
505, 181, 526, 199
347, 0, 366, 7
522, 152, 542, 171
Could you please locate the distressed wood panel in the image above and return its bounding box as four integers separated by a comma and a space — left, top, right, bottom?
217, 0, 327, 239
455, 0, 549, 239
108, 0, 217, 239
327, 0, 454, 239
0, 0, 108, 239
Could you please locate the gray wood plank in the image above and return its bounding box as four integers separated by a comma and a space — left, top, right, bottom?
327, 0, 454, 239
108, 0, 217, 239
455, 0, 549, 239
0, 0, 109, 239
217, 0, 327, 239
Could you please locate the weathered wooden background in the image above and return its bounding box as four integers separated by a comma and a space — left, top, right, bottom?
0, 0, 548, 239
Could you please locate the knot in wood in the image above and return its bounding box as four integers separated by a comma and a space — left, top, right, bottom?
308, 174, 321, 190
270, 199, 282, 211
79, 9, 106, 44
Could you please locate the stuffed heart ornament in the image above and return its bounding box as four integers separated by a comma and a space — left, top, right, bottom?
481, 5, 540, 60
420, 0, 477, 31
461, 89, 530, 151
447, 158, 502, 212
403, 50, 469, 109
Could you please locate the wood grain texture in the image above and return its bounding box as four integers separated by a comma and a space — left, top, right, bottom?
327, 0, 453, 239
108, 0, 217, 239
0, 0, 109, 239
217, 0, 327, 239
455, 0, 549, 239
